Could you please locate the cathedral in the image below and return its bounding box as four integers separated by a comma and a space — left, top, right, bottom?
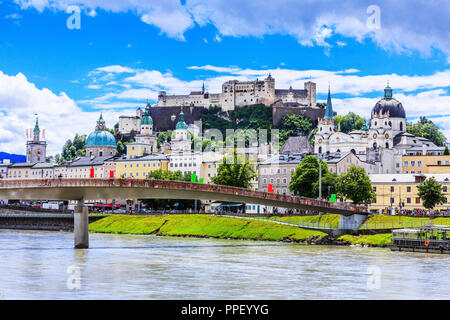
314, 84, 437, 173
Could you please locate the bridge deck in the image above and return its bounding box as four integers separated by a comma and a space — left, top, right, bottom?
0, 178, 369, 216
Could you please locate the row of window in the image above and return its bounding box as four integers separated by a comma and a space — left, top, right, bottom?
261, 167, 295, 174
374, 186, 449, 193
123, 162, 161, 169
404, 160, 450, 167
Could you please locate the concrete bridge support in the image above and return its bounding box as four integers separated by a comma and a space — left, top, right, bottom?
74, 200, 89, 249
334, 213, 368, 236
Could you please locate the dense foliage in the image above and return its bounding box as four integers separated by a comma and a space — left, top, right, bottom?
335, 165, 376, 204
334, 112, 367, 133
60, 134, 86, 162
278, 114, 313, 145
211, 150, 258, 189
407, 117, 446, 146
289, 155, 337, 198
417, 177, 447, 210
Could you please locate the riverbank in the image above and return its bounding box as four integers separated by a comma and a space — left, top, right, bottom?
88, 214, 392, 247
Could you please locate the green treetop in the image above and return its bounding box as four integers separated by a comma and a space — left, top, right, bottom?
211, 150, 257, 189
417, 177, 447, 210
335, 165, 376, 205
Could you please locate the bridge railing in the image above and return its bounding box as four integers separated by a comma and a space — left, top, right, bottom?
0, 178, 368, 214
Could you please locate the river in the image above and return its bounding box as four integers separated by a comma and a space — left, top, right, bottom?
0, 229, 448, 299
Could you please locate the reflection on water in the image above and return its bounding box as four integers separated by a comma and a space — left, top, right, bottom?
0, 229, 449, 299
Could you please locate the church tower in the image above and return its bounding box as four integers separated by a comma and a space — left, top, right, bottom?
26, 115, 47, 163
133, 102, 158, 155
171, 107, 191, 153
314, 85, 335, 154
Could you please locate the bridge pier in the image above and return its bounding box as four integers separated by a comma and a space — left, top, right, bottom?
335, 214, 368, 235
74, 200, 89, 249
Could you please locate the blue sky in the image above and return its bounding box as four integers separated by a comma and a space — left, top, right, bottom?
0, 0, 449, 155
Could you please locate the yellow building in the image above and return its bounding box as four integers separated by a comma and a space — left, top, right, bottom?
369, 174, 450, 213
115, 154, 168, 179
126, 142, 153, 159
402, 154, 450, 174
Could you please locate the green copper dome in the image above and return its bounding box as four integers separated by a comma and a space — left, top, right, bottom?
86, 113, 116, 147
86, 130, 116, 147
141, 103, 153, 125
176, 110, 188, 130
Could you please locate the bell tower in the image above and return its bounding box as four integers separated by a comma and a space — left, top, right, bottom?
26, 115, 47, 163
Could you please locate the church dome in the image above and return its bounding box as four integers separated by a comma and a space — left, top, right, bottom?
85, 113, 116, 147
371, 85, 406, 118
86, 130, 116, 147
141, 102, 153, 125
176, 110, 188, 130
141, 114, 153, 125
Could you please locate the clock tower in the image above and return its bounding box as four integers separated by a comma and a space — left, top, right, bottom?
26, 116, 47, 163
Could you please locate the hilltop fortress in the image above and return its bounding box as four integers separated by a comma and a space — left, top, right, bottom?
157, 74, 317, 112
119, 75, 324, 133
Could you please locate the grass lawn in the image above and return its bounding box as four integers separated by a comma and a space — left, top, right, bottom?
89, 214, 327, 242
338, 234, 392, 247
361, 215, 450, 229
251, 214, 342, 228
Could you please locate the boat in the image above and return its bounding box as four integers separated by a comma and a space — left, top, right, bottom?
391, 225, 450, 254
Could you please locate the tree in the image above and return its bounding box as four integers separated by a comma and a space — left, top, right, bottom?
417, 177, 447, 210
278, 114, 313, 145
289, 155, 335, 198
335, 165, 376, 204
407, 117, 446, 146
444, 146, 450, 155
335, 112, 366, 133
211, 150, 257, 189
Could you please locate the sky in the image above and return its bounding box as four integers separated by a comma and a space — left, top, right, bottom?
0, 0, 449, 155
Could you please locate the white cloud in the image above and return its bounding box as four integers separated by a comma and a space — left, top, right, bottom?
12, 0, 450, 58
0, 70, 125, 155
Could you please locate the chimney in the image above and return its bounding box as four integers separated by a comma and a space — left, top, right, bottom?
422, 144, 427, 156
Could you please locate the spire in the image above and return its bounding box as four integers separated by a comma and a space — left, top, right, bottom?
95, 112, 106, 131
384, 81, 393, 99
202, 82, 205, 94
324, 84, 334, 119
33, 114, 40, 132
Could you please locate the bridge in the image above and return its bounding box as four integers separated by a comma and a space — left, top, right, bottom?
0, 178, 369, 248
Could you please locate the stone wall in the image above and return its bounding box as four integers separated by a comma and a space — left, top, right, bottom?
272, 105, 326, 127
150, 106, 204, 132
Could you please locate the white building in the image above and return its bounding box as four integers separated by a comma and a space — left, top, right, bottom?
314, 84, 437, 174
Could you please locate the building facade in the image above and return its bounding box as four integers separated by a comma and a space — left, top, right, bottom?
369, 174, 450, 213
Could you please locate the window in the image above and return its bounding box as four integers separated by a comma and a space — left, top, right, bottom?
437, 160, 442, 165
373, 187, 377, 192
407, 186, 411, 192
407, 198, 411, 204
444, 186, 448, 193
418, 161, 422, 167
390, 186, 395, 192
411, 161, 415, 167
416, 198, 421, 204
404, 161, 408, 167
